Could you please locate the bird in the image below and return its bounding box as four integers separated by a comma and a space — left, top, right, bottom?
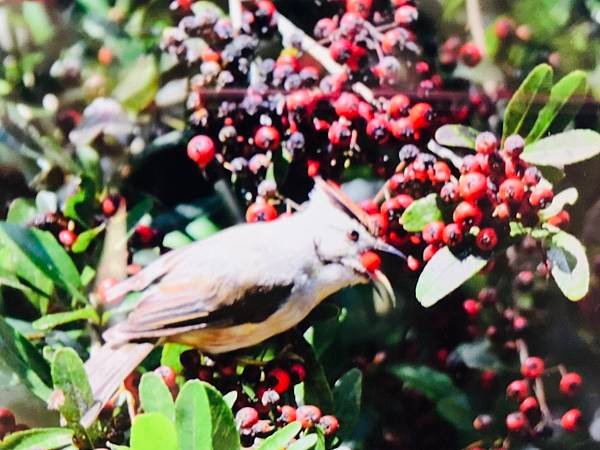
82, 178, 403, 426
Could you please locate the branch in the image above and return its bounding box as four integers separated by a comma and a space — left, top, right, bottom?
516, 339, 553, 423
465, 0, 487, 58
229, 0, 243, 33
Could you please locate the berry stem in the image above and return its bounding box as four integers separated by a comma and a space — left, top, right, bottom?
516, 339, 552, 423
465, 0, 487, 58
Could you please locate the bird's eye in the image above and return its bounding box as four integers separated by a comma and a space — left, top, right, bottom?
347, 230, 360, 242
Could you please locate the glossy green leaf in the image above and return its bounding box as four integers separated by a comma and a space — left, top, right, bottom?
63, 177, 96, 228
288, 434, 318, 450
139, 372, 176, 421
185, 217, 219, 241
112, 56, 159, 113
298, 339, 334, 412
416, 247, 488, 307
163, 230, 193, 249
50, 347, 94, 426
333, 368, 362, 441
161, 343, 192, 373
131, 413, 178, 450
502, 64, 553, 141
548, 231, 590, 301
434, 125, 479, 149
539, 188, 578, 220
521, 129, 600, 167
223, 391, 238, 409
0, 428, 73, 450
174, 380, 213, 450
0, 316, 52, 401
22, 1, 54, 45
33, 307, 99, 331
401, 194, 443, 232
527, 70, 589, 142
454, 339, 505, 371
72, 225, 105, 254
6, 198, 36, 225
204, 383, 240, 450
257, 422, 301, 450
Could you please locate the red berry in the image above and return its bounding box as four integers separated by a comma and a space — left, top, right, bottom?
366, 117, 389, 143
407, 255, 421, 271
507, 379, 529, 400
390, 117, 414, 140
453, 201, 482, 228
423, 244, 439, 262
388, 94, 410, 118
307, 160, 320, 178
296, 405, 322, 428
432, 161, 451, 183
287, 89, 315, 116
408, 102, 433, 130
495, 18, 514, 39
381, 28, 406, 54
346, 0, 372, 18
289, 363, 306, 383
102, 196, 118, 217
560, 372, 582, 396
459, 42, 482, 67
440, 181, 459, 202
529, 186, 554, 208
329, 39, 354, 64
187, 135, 216, 168
476, 228, 498, 251
254, 126, 281, 151
503, 134, 525, 157
236, 407, 259, 429
519, 396, 539, 414
521, 356, 545, 378
335, 92, 361, 120
267, 368, 291, 394
246, 201, 278, 222
458, 172, 487, 202
394, 5, 418, 25
461, 154, 483, 174
506, 411, 528, 432
124, 371, 141, 395
0, 408, 16, 438
442, 223, 463, 246
314, 18, 337, 39
463, 299, 481, 317
154, 365, 177, 390
475, 132, 498, 155
360, 251, 382, 273
136, 224, 157, 245
523, 167, 541, 186
422, 221, 445, 244
328, 121, 352, 147
547, 210, 570, 228
96, 277, 118, 303
256, 0, 276, 17
561, 408, 582, 432
278, 405, 297, 423
58, 229, 77, 248
493, 202, 511, 222
499, 178, 525, 204
319, 415, 340, 437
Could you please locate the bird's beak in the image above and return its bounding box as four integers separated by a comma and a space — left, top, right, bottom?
373, 238, 406, 259
369, 268, 396, 310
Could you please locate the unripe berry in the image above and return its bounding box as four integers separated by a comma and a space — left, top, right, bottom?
453, 201, 483, 228
560, 372, 582, 396
254, 126, 281, 151
154, 365, 177, 390
360, 251, 382, 273
503, 134, 525, 157
561, 408, 582, 432
499, 178, 525, 204
388, 94, 410, 118
475, 132, 498, 155
507, 379, 529, 400
319, 415, 340, 437
187, 135, 216, 168
267, 368, 291, 394
463, 299, 481, 317
236, 407, 259, 429
442, 223, 463, 246
476, 227, 498, 251
296, 405, 322, 428
246, 201, 278, 223
506, 411, 528, 432
521, 356, 545, 378
459, 172, 487, 202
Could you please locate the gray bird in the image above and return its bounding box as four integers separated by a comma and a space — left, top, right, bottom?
82, 178, 402, 426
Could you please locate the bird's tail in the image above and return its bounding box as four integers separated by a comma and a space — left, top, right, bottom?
81, 342, 154, 428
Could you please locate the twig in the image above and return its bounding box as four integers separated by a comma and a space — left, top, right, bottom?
465, 0, 487, 58
516, 339, 553, 423
229, 0, 243, 33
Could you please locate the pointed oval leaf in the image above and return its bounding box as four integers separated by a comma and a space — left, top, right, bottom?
539, 187, 578, 220
297, 339, 334, 412
185, 217, 219, 241
71, 225, 105, 254
521, 129, 600, 167
33, 307, 99, 331
416, 247, 488, 307
526, 70, 589, 143
139, 372, 175, 421
174, 380, 212, 450
434, 125, 479, 149
112, 56, 159, 113
0, 428, 73, 450
6, 198, 36, 225
548, 231, 589, 301
257, 422, 301, 450
333, 368, 362, 441
203, 383, 240, 450
503, 64, 553, 141
163, 230, 193, 250
131, 413, 178, 450
401, 194, 443, 232
161, 343, 192, 373
288, 434, 318, 450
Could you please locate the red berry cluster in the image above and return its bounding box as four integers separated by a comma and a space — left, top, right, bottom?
0, 408, 28, 440
439, 36, 482, 70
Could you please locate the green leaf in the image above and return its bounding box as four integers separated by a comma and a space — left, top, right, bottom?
0, 428, 73, 450
22, 1, 55, 45
174, 380, 212, 450
139, 372, 176, 421
127, 198, 153, 235
63, 177, 96, 228
297, 339, 334, 413
547, 231, 590, 301
131, 413, 178, 450
161, 343, 192, 373
163, 231, 193, 249
50, 347, 94, 426
257, 422, 301, 450
6, 198, 36, 225
333, 368, 362, 441
527, 71, 589, 143
521, 129, 600, 167
503, 64, 553, 141
539, 188, 578, 220
401, 194, 443, 232
454, 339, 505, 371
434, 125, 479, 149
416, 247, 488, 307
0, 316, 52, 401
288, 434, 318, 450
0, 223, 84, 302
185, 217, 219, 241
204, 383, 240, 450
32, 307, 99, 331
223, 391, 238, 409
436, 394, 475, 432
112, 56, 159, 113
72, 225, 105, 254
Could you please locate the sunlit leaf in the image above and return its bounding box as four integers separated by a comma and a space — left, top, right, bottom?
521, 129, 600, 167
547, 231, 590, 301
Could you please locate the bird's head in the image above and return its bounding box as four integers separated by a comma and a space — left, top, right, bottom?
306, 178, 404, 305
